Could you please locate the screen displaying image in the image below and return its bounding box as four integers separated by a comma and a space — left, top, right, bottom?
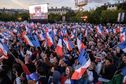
29, 4, 48, 20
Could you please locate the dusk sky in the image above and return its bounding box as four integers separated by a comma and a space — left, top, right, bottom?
0, 0, 117, 10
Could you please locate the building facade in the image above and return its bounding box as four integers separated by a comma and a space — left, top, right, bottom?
102, 1, 126, 10
0, 8, 28, 15
48, 7, 73, 15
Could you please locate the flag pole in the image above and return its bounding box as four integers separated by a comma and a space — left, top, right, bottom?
8, 50, 16, 59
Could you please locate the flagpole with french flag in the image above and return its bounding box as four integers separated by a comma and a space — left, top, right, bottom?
46, 32, 53, 47
22, 31, 34, 47
0, 43, 8, 59
63, 37, 74, 51
55, 38, 63, 58
71, 49, 91, 80
38, 31, 45, 41
96, 25, 103, 35
77, 38, 86, 52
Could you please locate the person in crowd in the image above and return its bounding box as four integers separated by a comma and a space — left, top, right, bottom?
99, 57, 117, 82
60, 66, 74, 84
0, 22, 126, 84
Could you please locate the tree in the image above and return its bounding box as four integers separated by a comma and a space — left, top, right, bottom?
101, 10, 118, 23
48, 13, 62, 22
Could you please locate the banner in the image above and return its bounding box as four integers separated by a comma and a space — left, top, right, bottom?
29, 4, 48, 20
121, 12, 125, 22
117, 12, 125, 22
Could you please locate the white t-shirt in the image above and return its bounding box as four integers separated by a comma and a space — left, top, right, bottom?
65, 78, 71, 84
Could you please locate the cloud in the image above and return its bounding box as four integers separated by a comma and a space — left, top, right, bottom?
11, 0, 27, 8
88, 0, 113, 3
1, 0, 115, 10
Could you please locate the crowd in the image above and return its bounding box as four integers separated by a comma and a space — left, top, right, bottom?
0, 22, 126, 84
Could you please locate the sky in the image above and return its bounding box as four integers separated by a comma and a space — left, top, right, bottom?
0, 0, 117, 10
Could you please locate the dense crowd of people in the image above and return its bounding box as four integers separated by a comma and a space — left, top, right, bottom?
0, 21, 126, 84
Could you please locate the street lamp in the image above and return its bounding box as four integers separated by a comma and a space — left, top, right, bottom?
18, 17, 22, 21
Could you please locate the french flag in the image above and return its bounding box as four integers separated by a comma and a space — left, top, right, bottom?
31, 34, 40, 47
26, 72, 39, 81
113, 29, 116, 33
71, 49, 91, 80
0, 43, 8, 59
96, 25, 103, 34
62, 29, 68, 36
55, 38, 63, 57
50, 30, 55, 43
2, 31, 11, 38
120, 27, 124, 33
70, 32, 75, 39
22, 31, 34, 46
68, 40, 74, 49
21, 64, 39, 81
46, 32, 53, 47
84, 29, 88, 37
120, 32, 126, 43
118, 41, 126, 53
88, 26, 93, 32
63, 38, 74, 51
38, 32, 45, 41
77, 38, 86, 52
105, 28, 109, 34
53, 29, 57, 35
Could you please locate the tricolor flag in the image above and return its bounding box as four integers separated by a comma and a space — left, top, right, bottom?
77, 38, 86, 52
38, 32, 45, 41
121, 27, 126, 33
62, 28, 68, 36
53, 29, 57, 35
22, 31, 34, 46
46, 32, 53, 47
63, 38, 74, 51
118, 41, 126, 53
70, 32, 75, 39
55, 38, 63, 57
120, 32, 126, 43
84, 29, 88, 37
0, 31, 11, 40
21, 64, 39, 81
30, 34, 40, 47
2, 43, 9, 52
26, 72, 39, 81
96, 25, 103, 34
2, 31, 11, 38
71, 49, 91, 80
0, 43, 8, 59
68, 40, 74, 49
119, 27, 123, 33
113, 29, 116, 34
45, 27, 52, 33
50, 30, 55, 42
88, 26, 93, 32
105, 28, 109, 34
